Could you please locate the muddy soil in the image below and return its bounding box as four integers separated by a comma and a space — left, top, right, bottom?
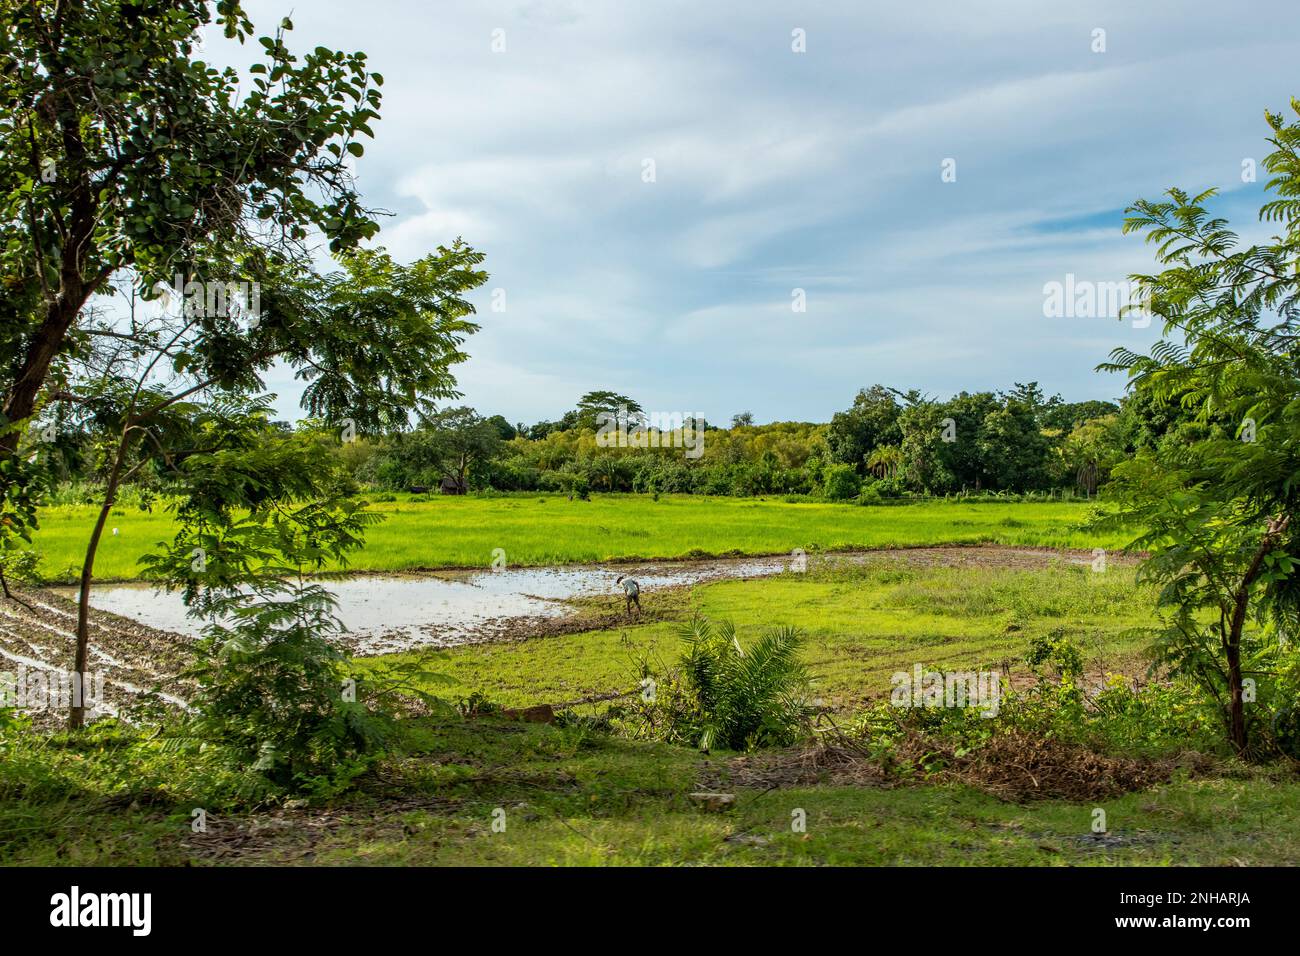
0, 587, 193, 728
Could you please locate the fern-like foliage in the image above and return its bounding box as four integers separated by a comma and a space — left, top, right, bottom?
661, 613, 813, 752
1093, 97, 1300, 756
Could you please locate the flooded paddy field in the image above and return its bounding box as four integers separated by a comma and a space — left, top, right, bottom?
52, 546, 1113, 655
54, 554, 800, 654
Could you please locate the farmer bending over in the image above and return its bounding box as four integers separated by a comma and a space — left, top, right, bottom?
615, 575, 641, 616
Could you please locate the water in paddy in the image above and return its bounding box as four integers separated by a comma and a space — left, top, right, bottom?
61, 556, 796, 654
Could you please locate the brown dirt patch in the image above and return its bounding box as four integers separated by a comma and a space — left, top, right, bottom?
0, 587, 194, 728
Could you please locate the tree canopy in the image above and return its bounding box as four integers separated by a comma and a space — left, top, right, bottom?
1099, 99, 1300, 754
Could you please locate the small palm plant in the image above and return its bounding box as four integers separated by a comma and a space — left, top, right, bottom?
866, 444, 903, 480
674, 613, 814, 751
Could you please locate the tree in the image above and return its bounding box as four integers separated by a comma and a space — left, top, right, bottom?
822, 462, 861, 501
1041, 399, 1120, 434
50, 246, 484, 727
1099, 99, 1300, 755
0, 1, 398, 681
415, 406, 502, 491
1, 2, 383, 449
485, 414, 517, 441
1005, 381, 1046, 413
978, 395, 1051, 492
573, 390, 642, 431
731, 411, 754, 428
940, 391, 999, 489
136, 402, 412, 788
897, 395, 955, 494
826, 385, 901, 472
865, 444, 902, 479
1059, 414, 1126, 495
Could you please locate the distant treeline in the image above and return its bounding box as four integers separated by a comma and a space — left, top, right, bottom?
321, 382, 1203, 500
47, 382, 1204, 502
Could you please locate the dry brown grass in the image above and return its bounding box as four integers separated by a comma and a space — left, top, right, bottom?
705, 728, 1221, 803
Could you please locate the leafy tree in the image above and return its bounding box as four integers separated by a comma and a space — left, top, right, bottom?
731, 411, 754, 428
411, 406, 502, 491
1005, 381, 1046, 414
865, 444, 903, 480
1041, 399, 1121, 434
978, 396, 1051, 491
137, 403, 449, 792
47, 247, 483, 727
826, 385, 901, 472
0, 2, 437, 702
822, 462, 861, 501
485, 414, 516, 441
1059, 414, 1126, 495
1, 1, 384, 451
897, 396, 955, 494
940, 391, 999, 489
573, 390, 642, 431
1099, 99, 1300, 755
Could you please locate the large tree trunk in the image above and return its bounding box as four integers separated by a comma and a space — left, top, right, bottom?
0, 299, 83, 454
2, 96, 104, 453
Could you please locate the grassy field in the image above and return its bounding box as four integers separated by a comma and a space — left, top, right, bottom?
4, 716, 1296, 866
8, 500, 1297, 868
380, 556, 1159, 712
29, 493, 1127, 582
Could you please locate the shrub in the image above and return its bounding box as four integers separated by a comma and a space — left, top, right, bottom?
0, 548, 41, 587
626, 613, 814, 751
822, 463, 861, 501
857, 482, 884, 505
178, 585, 393, 795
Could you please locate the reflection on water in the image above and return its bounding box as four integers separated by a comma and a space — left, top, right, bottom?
60, 556, 794, 654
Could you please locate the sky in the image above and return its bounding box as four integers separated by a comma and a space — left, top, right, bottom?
222, 0, 1295, 426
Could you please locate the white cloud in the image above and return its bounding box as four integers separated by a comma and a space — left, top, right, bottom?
233, 0, 1297, 425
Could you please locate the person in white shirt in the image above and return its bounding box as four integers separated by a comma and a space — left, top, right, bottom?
615, 575, 641, 616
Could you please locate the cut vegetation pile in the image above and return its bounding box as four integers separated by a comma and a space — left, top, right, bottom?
710, 730, 1212, 803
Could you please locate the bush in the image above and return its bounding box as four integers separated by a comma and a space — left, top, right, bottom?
822, 463, 861, 501
871, 476, 907, 498
623, 613, 814, 751
856, 482, 884, 505
0, 548, 41, 586
179, 586, 393, 796
848, 660, 1223, 775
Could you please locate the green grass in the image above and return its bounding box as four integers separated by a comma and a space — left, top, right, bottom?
5, 551, 1290, 868
18, 495, 1235, 869
340, 735, 1300, 867
29, 493, 1126, 582
4, 717, 1296, 866
375, 559, 1158, 712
